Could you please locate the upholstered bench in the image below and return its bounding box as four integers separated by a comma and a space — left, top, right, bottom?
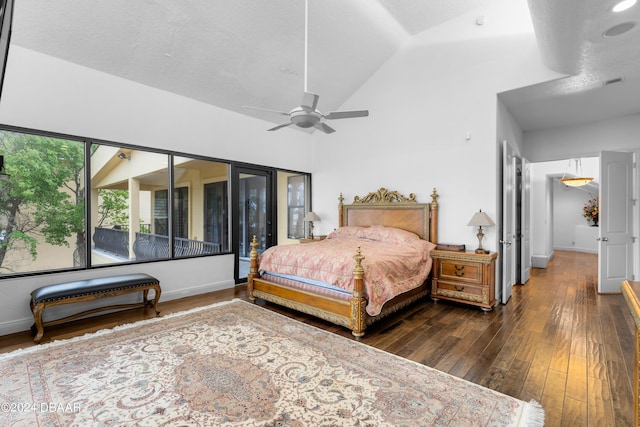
30, 273, 161, 343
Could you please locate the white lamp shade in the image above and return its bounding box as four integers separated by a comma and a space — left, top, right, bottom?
303, 211, 321, 222
467, 210, 495, 227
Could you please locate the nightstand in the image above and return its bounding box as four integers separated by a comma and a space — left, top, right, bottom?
299, 235, 327, 244
430, 250, 497, 311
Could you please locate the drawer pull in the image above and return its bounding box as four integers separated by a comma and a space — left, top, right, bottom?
454, 265, 465, 277
455, 285, 465, 292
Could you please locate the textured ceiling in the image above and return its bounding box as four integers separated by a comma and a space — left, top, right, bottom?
501, 0, 640, 131
8, 0, 640, 133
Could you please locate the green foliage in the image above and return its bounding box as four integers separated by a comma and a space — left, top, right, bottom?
0, 131, 85, 269
98, 189, 129, 227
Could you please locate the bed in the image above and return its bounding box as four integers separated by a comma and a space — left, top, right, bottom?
247, 187, 439, 338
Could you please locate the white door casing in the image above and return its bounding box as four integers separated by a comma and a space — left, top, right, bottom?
598, 151, 633, 293
521, 157, 531, 284
501, 141, 515, 303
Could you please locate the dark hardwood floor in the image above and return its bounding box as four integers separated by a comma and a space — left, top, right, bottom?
0, 250, 634, 426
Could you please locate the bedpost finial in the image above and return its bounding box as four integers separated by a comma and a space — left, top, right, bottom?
352, 247, 365, 279
431, 188, 439, 208
339, 193, 344, 206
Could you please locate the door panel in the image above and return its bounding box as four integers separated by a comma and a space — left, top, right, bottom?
232, 167, 274, 283
598, 151, 633, 293
501, 141, 515, 303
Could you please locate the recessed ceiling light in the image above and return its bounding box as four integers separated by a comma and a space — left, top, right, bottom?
603, 21, 636, 37
613, 0, 637, 12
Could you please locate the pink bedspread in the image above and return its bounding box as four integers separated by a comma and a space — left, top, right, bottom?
258, 226, 436, 316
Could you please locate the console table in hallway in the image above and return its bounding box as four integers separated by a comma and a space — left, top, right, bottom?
622, 279, 640, 427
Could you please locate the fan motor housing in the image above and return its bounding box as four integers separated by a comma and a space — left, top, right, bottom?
290, 108, 321, 128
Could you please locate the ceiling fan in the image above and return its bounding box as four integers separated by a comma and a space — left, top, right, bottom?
243, 0, 369, 134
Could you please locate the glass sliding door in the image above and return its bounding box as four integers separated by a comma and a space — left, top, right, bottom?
232, 166, 274, 282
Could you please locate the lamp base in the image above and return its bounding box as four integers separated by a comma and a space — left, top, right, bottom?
475, 227, 488, 254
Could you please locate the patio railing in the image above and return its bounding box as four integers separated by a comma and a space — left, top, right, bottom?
93, 227, 221, 260
93, 227, 129, 258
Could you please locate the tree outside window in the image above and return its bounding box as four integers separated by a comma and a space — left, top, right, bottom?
0, 131, 86, 274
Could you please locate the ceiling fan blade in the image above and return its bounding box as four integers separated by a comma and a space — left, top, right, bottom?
301, 92, 319, 110
242, 105, 290, 116
324, 110, 369, 120
314, 122, 336, 134
267, 122, 293, 131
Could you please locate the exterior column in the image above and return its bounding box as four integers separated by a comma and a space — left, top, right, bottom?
128, 177, 140, 259
90, 186, 99, 247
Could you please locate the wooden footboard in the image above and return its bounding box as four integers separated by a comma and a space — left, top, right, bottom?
247, 188, 439, 338
248, 236, 368, 337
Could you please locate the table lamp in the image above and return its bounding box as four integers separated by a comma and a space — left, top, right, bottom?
467, 209, 494, 254
303, 211, 321, 238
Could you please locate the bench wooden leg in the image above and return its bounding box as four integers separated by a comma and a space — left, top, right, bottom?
152, 285, 161, 314
143, 285, 161, 314
30, 301, 45, 344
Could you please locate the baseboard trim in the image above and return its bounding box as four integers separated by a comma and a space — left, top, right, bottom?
0, 280, 235, 337
532, 253, 554, 269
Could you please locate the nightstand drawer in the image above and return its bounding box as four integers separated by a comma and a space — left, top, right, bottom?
436, 280, 484, 302
439, 261, 481, 283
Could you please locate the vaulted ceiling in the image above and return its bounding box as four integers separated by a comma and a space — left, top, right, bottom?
9, 0, 640, 133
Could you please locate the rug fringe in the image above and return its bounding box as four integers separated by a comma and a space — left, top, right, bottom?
522, 399, 545, 427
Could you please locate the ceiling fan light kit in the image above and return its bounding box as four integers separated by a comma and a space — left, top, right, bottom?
243, 0, 369, 134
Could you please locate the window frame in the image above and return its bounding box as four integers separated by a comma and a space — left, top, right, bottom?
0, 124, 310, 279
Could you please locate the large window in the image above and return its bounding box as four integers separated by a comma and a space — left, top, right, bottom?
90, 145, 169, 265
0, 131, 86, 275
0, 127, 307, 278
173, 156, 229, 258
90, 149, 231, 264
287, 174, 307, 239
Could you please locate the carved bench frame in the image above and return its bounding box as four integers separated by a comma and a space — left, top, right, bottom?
30, 276, 161, 343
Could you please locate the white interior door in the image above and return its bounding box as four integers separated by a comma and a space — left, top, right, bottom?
521, 157, 531, 284
501, 141, 515, 303
598, 151, 633, 293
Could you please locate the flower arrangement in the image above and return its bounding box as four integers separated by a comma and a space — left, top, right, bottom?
583, 195, 599, 225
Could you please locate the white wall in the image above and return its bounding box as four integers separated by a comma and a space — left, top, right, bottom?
524, 113, 640, 162
0, 0, 564, 335
307, 0, 559, 253
553, 180, 598, 252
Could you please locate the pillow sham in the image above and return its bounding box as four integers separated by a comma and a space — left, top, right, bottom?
327, 225, 420, 244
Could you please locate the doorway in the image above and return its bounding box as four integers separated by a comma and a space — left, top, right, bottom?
231, 166, 275, 283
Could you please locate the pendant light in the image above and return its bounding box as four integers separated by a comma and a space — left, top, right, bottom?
560, 158, 593, 187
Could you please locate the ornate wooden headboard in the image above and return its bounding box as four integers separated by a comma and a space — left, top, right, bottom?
337, 188, 439, 243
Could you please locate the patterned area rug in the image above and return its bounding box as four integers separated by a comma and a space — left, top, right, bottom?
0, 300, 544, 426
